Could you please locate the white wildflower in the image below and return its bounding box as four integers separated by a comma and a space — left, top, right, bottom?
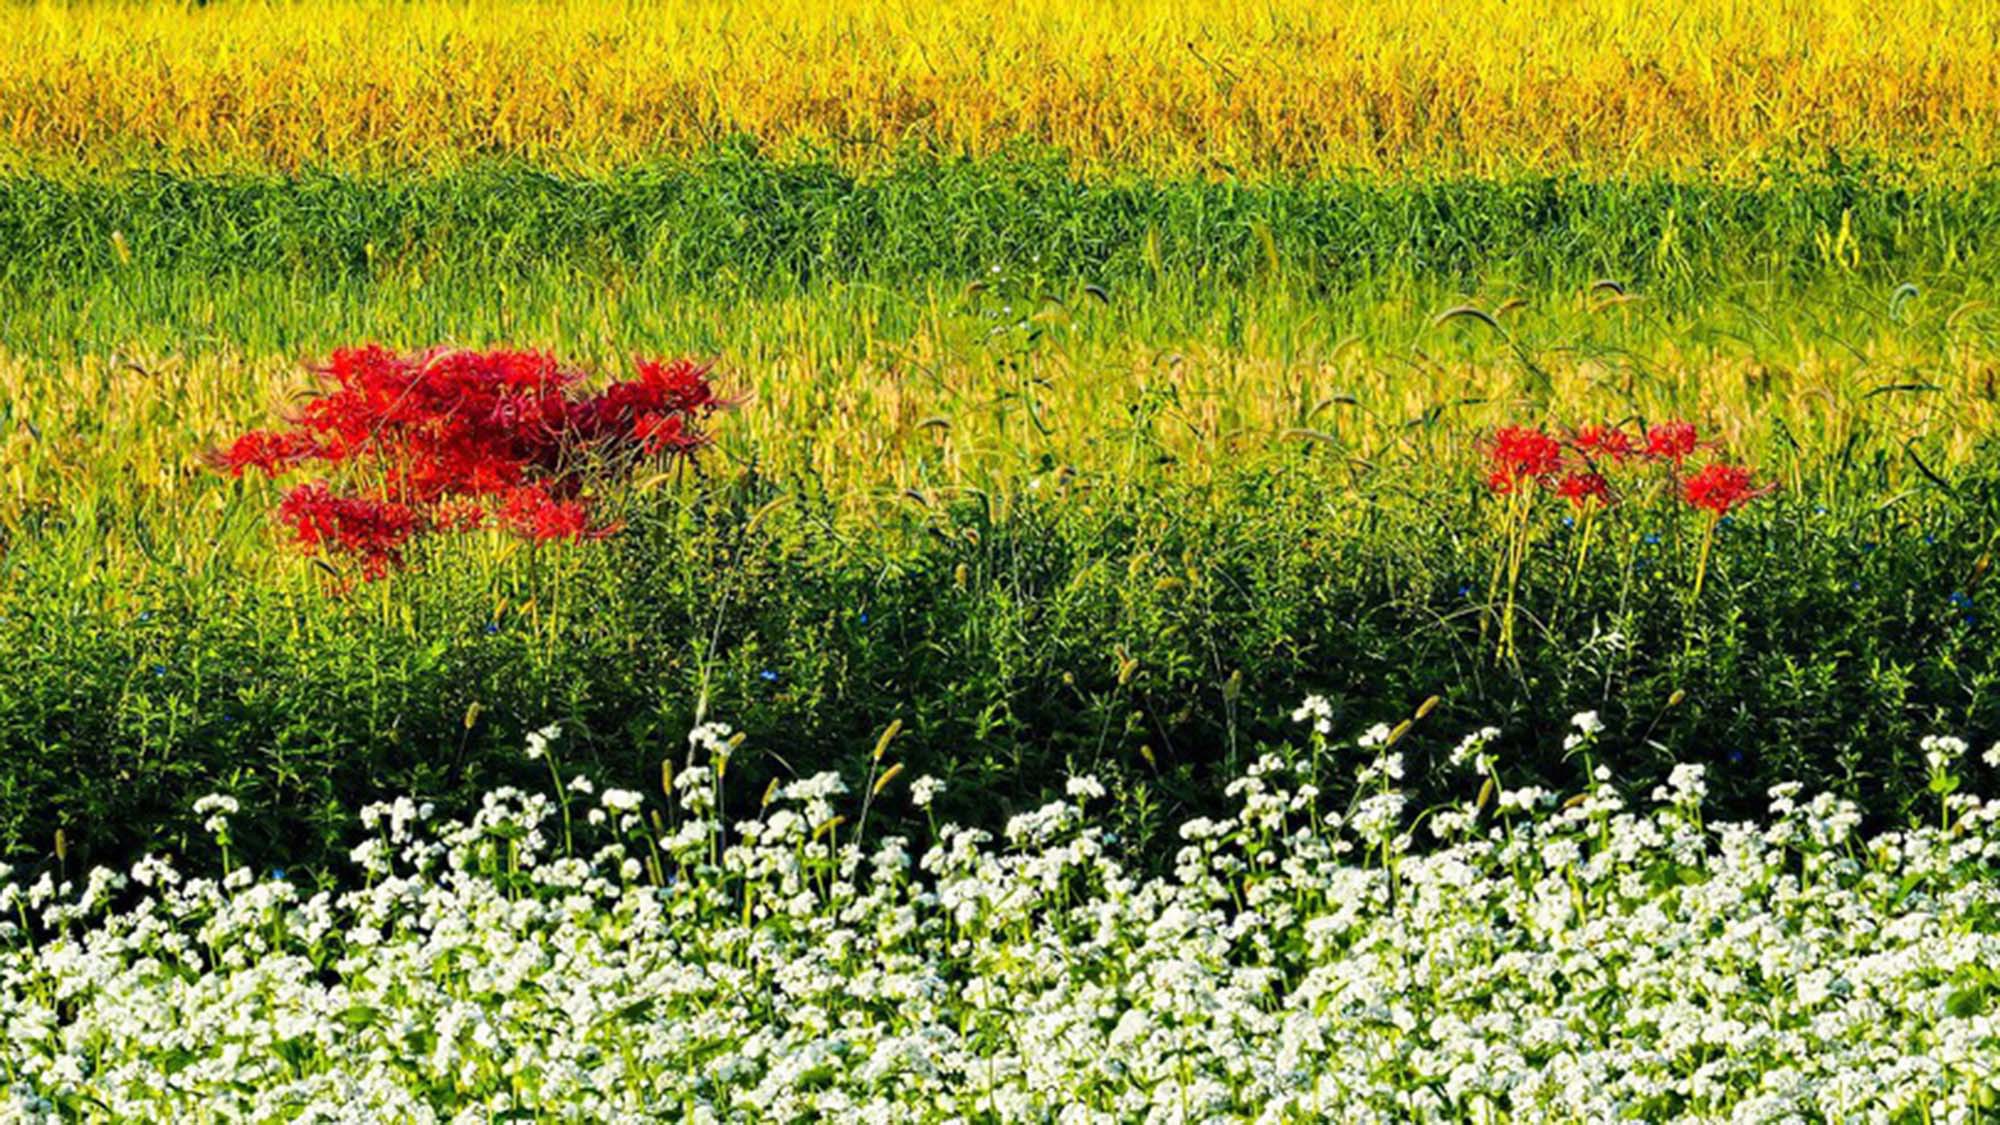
1921, 734, 1968, 774
1449, 726, 1501, 770
524, 722, 562, 761
4, 719, 1996, 1123
192, 793, 239, 836
1065, 776, 1106, 801
1291, 695, 1334, 735
1652, 762, 1709, 808
688, 721, 736, 762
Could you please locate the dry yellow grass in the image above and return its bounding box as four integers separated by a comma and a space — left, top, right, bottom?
5, 332, 1993, 560
4, 0, 1997, 176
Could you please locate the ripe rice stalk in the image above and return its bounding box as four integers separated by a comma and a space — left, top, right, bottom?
3, 0, 1995, 176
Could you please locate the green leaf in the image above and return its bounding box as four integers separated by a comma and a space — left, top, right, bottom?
1946, 987, 1988, 1020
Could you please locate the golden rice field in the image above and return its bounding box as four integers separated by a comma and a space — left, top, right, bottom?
4, 0, 1999, 176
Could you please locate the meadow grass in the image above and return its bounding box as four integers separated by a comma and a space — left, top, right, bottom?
3, 267, 1997, 870
4, 160, 1998, 872
6, 159, 1999, 299
6, 273, 1999, 550
4, 0, 1999, 176
5, 161, 2000, 534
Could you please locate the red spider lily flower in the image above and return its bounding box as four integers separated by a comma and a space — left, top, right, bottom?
214, 346, 721, 578
498, 484, 612, 543
430, 498, 488, 533
277, 482, 426, 579
1643, 421, 1700, 464
294, 346, 584, 499
1570, 424, 1636, 463
574, 359, 723, 447
1680, 463, 1772, 514
209, 430, 324, 477
633, 411, 706, 456
631, 357, 720, 415
1487, 426, 1565, 492
1555, 470, 1613, 508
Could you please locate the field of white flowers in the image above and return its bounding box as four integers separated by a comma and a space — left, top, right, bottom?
4, 712, 2000, 1123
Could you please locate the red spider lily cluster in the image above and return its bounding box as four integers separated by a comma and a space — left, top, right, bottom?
1479, 418, 1771, 657
1483, 420, 1769, 514
1485, 425, 1615, 509
213, 346, 723, 578
1680, 462, 1771, 515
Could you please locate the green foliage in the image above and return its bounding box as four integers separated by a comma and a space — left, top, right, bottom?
2, 153, 1998, 340
4, 449, 1996, 877
4, 152, 2000, 878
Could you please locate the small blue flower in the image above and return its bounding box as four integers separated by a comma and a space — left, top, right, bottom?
137, 611, 153, 623
1814, 505, 1828, 516
1924, 535, 1938, 546
1561, 515, 1574, 528
759, 669, 779, 683
151, 664, 167, 677
1850, 581, 1862, 592
1719, 515, 1735, 528
1643, 533, 1660, 545
1457, 584, 1473, 598
1950, 591, 1973, 609
269, 867, 287, 881
1861, 543, 1878, 553
1728, 749, 1745, 765
483, 621, 500, 635
858, 610, 870, 624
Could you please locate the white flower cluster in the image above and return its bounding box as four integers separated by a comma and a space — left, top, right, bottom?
909, 774, 944, 809
190, 793, 238, 836
523, 721, 562, 761
1924, 734, 1969, 774
1291, 694, 1334, 735
1562, 708, 1603, 751
4, 727, 2000, 1122
688, 720, 735, 761
1449, 725, 1501, 771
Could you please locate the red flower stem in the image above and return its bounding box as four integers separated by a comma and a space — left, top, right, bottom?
1500, 487, 1531, 662
1691, 511, 1718, 606
1683, 511, 1719, 659
1567, 506, 1597, 601
1484, 494, 1511, 648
